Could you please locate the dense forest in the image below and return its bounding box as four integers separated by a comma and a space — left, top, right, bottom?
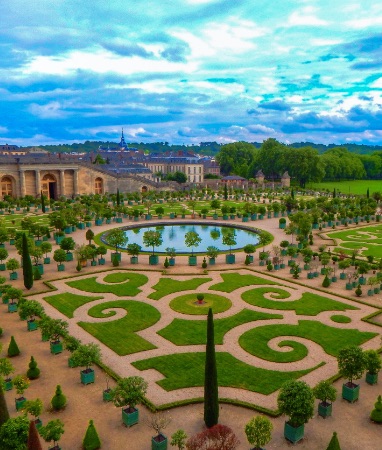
215, 139, 382, 187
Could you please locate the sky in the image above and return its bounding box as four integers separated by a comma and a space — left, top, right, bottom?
1, 0, 382, 147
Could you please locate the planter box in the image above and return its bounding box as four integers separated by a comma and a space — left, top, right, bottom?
259, 260, 265, 266
152, 434, 168, 450
374, 288, 380, 294
116, 217, 123, 223
81, 368, 95, 385
50, 341, 63, 355
342, 383, 360, 403
36, 264, 44, 275
35, 240, 42, 246
346, 283, 353, 290
34, 418, 42, 430
4, 379, 12, 391
66, 252, 74, 262
103, 389, 113, 402
90, 260, 97, 266
105, 219, 111, 224
130, 256, 139, 265
98, 258, 105, 265
8, 303, 18, 313
225, 254, 235, 264
169, 258, 175, 266
77, 223, 85, 230
366, 372, 378, 385
340, 273, 346, 280
208, 258, 215, 265
55, 236, 64, 245
10, 272, 18, 280
368, 289, 374, 296
149, 255, 159, 265
279, 223, 286, 229
188, 256, 197, 266
284, 422, 304, 444
242, 216, 249, 222
122, 407, 139, 427
111, 252, 121, 262
9, 239, 15, 245
64, 226, 72, 234
15, 397, 26, 411
359, 277, 366, 285
58, 264, 65, 272
86, 222, 92, 227
27, 320, 38, 331
95, 219, 103, 226
318, 401, 332, 418
44, 257, 51, 264
331, 276, 337, 282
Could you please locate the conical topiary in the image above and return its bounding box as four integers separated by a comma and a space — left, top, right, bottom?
0, 383, 10, 427
370, 395, 382, 423
83, 419, 101, 450
27, 356, 40, 380
27, 419, 42, 450
7, 336, 20, 357
326, 431, 341, 450
51, 385, 67, 411
322, 275, 330, 288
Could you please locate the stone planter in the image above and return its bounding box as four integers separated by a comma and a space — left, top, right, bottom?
284, 422, 304, 444
122, 407, 139, 427
342, 383, 360, 403
50, 341, 63, 355
366, 372, 378, 385
318, 401, 332, 418
225, 254, 235, 264
81, 368, 95, 385
27, 319, 38, 331
152, 434, 168, 450
188, 255, 197, 266
149, 255, 159, 265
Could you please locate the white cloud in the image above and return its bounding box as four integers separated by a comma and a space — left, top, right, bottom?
29, 101, 67, 118
288, 6, 328, 26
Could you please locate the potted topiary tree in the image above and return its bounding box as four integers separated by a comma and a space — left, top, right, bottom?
185, 231, 201, 266
39, 317, 68, 355
23, 398, 43, 429
147, 412, 171, 450
106, 228, 128, 262
60, 237, 75, 261
312, 380, 337, 418
51, 385, 66, 411
127, 243, 141, 265
13, 374, 30, 411
370, 395, 382, 423
277, 380, 314, 444
26, 356, 41, 380
40, 419, 65, 450
165, 247, 176, 266
40, 241, 52, 265
6, 258, 19, 280
18, 299, 44, 331
53, 249, 66, 272
206, 246, 218, 265
337, 345, 366, 402
364, 349, 381, 385
222, 228, 237, 264
110, 376, 148, 427
0, 248, 8, 271
0, 357, 15, 391
71, 343, 101, 385
3, 287, 23, 313
244, 415, 273, 450
170, 429, 187, 450
143, 230, 163, 265
97, 245, 107, 265
243, 244, 256, 263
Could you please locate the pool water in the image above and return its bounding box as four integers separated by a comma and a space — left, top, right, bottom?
121, 224, 259, 253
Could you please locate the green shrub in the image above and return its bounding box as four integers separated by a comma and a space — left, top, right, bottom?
33, 267, 41, 281
245, 255, 250, 265
326, 431, 341, 450
355, 284, 362, 297
112, 255, 119, 267
82, 419, 101, 450
370, 395, 382, 423
7, 336, 20, 357
27, 356, 40, 380
322, 275, 330, 288
51, 385, 66, 411
164, 257, 169, 268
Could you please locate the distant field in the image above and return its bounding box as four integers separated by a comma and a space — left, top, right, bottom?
308, 180, 381, 195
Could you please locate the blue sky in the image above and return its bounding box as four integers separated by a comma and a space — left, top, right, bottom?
1, 0, 382, 146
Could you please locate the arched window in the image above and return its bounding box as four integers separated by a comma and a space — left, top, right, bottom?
141, 186, 148, 193
95, 177, 103, 194
1, 176, 13, 197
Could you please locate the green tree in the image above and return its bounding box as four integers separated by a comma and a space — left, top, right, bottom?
110, 376, 148, 412
277, 380, 314, 427
222, 228, 236, 254
51, 385, 67, 411
26, 356, 40, 380
23, 398, 43, 422
252, 138, 284, 180
40, 419, 65, 448
142, 230, 163, 256
184, 231, 202, 256
0, 414, 29, 450
7, 336, 20, 357
326, 431, 341, 450
6, 258, 19, 274
71, 343, 101, 370
204, 308, 219, 428
171, 429, 188, 449
106, 229, 128, 254
82, 419, 101, 450
313, 380, 337, 405
244, 415, 273, 449
284, 146, 325, 188
40, 191, 46, 213
86, 229, 95, 245
217, 141, 256, 176
364, 349, 381, 375
370, 396, 382, 423
337, 345, 366, 385
0, 383, 9, 427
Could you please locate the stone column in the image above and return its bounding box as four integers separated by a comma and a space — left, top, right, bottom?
20, 170, 26, 197
73, 169, 79, 195
35, 170, 41, 195
60, 170, 65, 197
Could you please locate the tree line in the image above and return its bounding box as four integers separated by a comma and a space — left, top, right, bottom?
216, 139, 382, 187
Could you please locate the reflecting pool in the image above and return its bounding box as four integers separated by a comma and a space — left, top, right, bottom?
118, 223, 259, 253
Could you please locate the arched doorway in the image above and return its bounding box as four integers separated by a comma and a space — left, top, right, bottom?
95, 177, 103, 194
42, 174, 57, 199
1, 176, 14, 197
141, 186, 148, 193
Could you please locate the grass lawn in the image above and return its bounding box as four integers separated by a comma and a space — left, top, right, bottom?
103, 272, 133, 283
241, 290, 358, 315
169, 293, 232, 315
209, 273, 280, 293
158, 309, 282, 345
43, 292, 103, 318
133, 352, 322, 394
328, 225, 382, 258
331, 315, 352, 323
67, 273, 148, 297
308, 180, 382, 195
239, 320, 377, 363
148, 277, 212, 300
79, 300, 160, 355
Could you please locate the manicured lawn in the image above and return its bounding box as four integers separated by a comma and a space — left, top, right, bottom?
209, 273, 280, 293
308, 180, 382, 195
158, 309, 282, 345
79, 300, 160, 355
148, 277, 212, 300
241, 290, 358, 315
103, 272, 133, 283
331, 315, 352, 323
328, 225, 382, 258
43, 292, 103, 318
169, 293, 232, 315
67, 273, 148, 297
133, 352, 322, 394
239, 320, 377, 363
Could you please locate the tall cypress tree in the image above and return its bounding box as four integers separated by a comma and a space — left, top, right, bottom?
40, 191, 46, 214
204, 308, 219, 428
0, 383, 10, 427
116, 189, 120, 206
224, 183, 228, 201
22, 233, 33, 290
